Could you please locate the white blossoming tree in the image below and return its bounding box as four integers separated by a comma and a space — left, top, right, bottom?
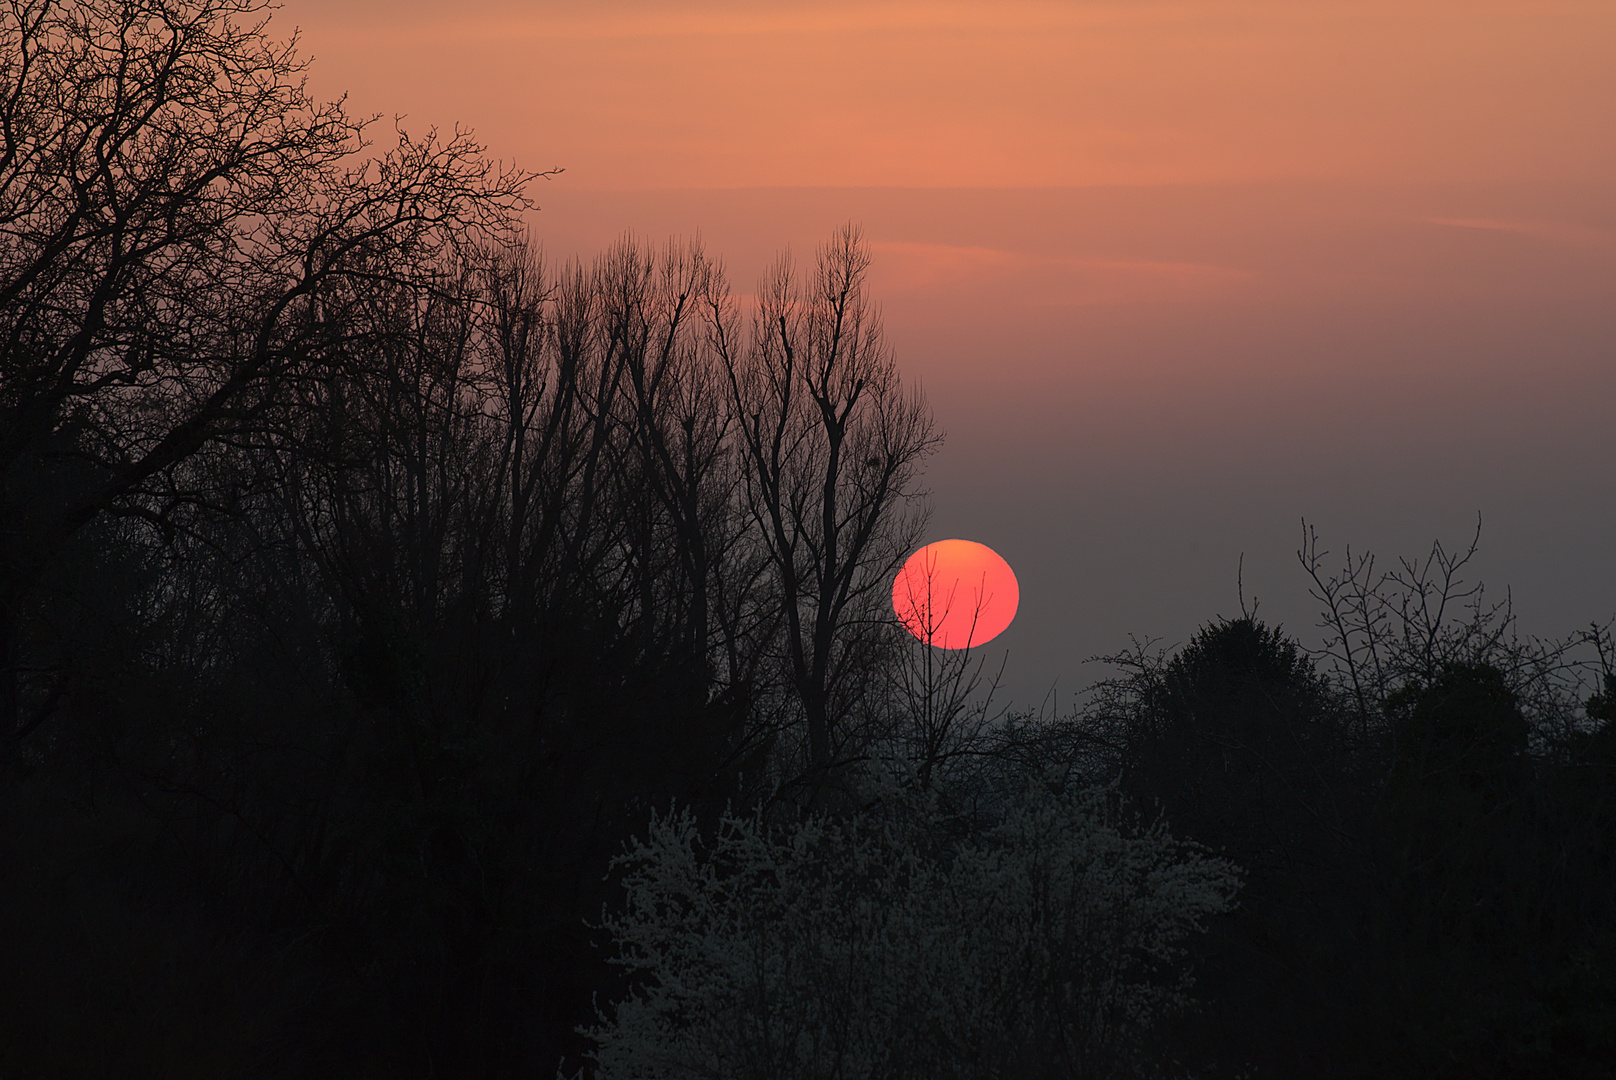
570, 782, 1242, 1080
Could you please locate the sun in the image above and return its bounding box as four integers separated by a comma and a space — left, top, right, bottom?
892, 539, 1019, 649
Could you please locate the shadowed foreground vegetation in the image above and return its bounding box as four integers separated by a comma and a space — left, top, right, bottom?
3, 1, 1613, 1076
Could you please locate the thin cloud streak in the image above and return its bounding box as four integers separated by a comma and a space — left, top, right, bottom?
1421, 216, 1616, 249
309, 0, 1614, 46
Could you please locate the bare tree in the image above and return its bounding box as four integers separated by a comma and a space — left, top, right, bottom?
713, 225, 940, 801
886, 552, 1009, 793
0, 0, 541, 735
1297, 517, 1588, 753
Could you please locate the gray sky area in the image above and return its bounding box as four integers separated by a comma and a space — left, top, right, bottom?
273, 0, 1616, 711
529, 182, 1616, 711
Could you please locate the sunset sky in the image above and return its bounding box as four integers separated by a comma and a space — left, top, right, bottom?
280, 0, 1616, 708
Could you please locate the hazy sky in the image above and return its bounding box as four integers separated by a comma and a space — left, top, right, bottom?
278, 0, 1616, 709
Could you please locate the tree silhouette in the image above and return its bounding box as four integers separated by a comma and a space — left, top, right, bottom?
0, 0, 539, 740
0, 21, 939, 1060
714, 224, 939, 804
1123, 616, 1343, 869
1386, 660, 1531, 801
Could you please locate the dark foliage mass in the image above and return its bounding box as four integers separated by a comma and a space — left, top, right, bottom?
1028, 539, 1616, 1080
2, 2, 1613, 1077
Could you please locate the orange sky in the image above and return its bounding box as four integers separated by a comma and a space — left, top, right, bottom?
274, 0, 1616, 708
284, 0, 1616, 189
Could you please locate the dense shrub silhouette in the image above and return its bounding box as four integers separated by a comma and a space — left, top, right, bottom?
575, 781, 1240, 1080
1387, 661, 1531, 801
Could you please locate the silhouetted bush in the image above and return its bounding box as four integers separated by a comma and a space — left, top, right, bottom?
575, 781, 1239, 1080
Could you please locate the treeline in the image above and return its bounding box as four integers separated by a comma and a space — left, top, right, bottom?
4, 2, 1615, 1078
1047, 544, 1616, 1080
3, 222, 934, 1074
2, 0, 940, 1073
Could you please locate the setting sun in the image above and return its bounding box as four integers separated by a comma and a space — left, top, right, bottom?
893, 539, 1019, 648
